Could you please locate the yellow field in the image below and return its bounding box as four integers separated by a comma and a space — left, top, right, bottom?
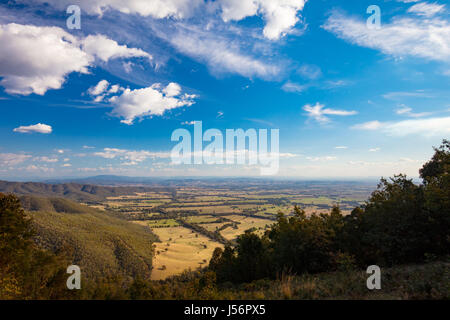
150, 226, 223, 280
220, 215, 274, 240
202, 222, 229, 232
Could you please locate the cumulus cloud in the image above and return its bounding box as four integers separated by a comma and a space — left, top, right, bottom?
352, 117, 450, 136
219, 0, 308, 40
0, 23, 91, 95
22, 0, 202, 19
88, 80, 110, 96
108, 82, 196, 124
13, 123, 52, 134
303, 103, 357, 124
81, 34, 152, 63
0, 23, 152, 95
88, 80, 124, 102
323, 10, 450, 62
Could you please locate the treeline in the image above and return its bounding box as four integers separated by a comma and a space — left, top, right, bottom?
177, 219, 229, 245
209, 140, 450, 283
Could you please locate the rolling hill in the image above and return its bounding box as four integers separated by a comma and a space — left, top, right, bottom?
0, 180, 170, 202
21, 195, 159, 280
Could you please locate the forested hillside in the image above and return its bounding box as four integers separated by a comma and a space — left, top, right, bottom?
26, 196, 158, 280
0, 181, 169, 202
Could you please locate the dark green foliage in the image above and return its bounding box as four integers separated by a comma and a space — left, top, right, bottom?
0, 193, 71, 299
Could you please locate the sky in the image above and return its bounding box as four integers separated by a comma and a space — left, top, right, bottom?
0, 0, 449, 180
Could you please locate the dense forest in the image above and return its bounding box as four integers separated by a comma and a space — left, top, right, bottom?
0, 140, 448, 299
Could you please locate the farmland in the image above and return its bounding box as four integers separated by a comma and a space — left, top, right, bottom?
86, 179, 374, 279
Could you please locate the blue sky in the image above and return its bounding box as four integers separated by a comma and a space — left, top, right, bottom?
0, 0, 449, 179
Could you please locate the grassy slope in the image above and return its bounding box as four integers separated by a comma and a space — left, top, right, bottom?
22, 195, 158, 280
161, 261, 449, 300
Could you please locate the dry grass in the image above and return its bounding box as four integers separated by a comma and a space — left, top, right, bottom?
150, 226, 223, 280
221, 215, 273, 240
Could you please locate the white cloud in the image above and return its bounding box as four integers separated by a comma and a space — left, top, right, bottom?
24, 165, 54, 173
108, 83, 196, 124
352, 120, 384, 130
23, 0, 202, 19
108, 85, 120, 94
0, 23, 152, 95
88, 80, 124, 102
0, 153, 31, 166
369, 148, 381, 152
34, 156, 58, 163
0, 23, 91, 95
282, 81, 308, 93
168, 29, 280, 79
323, 10, 450, 62
303, 103, 357, 124
407, 2, 445, 17
306, 156, 337, 162
383, 90, 433, 100
297, 64, 322, 79
335, 146, 348, 149
62, 163, 72, 167
81, 34, 152, 63
163, 82, 181, 97
219, 0, 308, 40
94, 148, 170, 165
353, 117, 450, 136
88, 80, 110, 96
13, 123, 52, 134
395, 105, 432, 117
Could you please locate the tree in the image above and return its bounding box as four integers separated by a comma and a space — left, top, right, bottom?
0, 193, 69, 299
420, 140, 450, 257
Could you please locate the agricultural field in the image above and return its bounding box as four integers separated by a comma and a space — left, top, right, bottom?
150, 226, 223, 280
220, 215, 274, 240
87, 179, 375, 279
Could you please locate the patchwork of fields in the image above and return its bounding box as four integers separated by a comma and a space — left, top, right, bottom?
91, 181, 374, 279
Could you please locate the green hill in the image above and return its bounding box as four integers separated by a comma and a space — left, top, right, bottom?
0, 180, 168, 202
23, 196, 158, 280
